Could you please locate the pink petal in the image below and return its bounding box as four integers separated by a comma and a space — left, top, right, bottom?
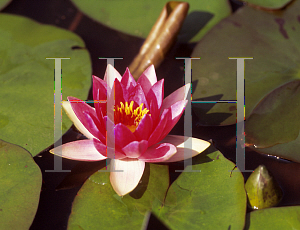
114, 124, 137, 149
93, 139, 126, 159
148, 109, 171, 146
122, 140, 148, 158
160, 135, 211, 162
121, 67, 137, 93
157, 100, 188, 142
137, 65, 157, 96
84, 111, 106, 143
128, 84, 148, 109
68, 96, 100, 140
114, 78, 125, 106
134, 114, 153, 141
160, 83, 190, 114
138, 142, 177, 162
146, 79, 164, 126
49, 140, 106, 161
110, 158, 145, 196
104, 64, 122, 89
92, 75, 107, 119
62, 100, 95, 140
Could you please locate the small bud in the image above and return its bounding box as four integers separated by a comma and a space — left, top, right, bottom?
245, 165, 283, 210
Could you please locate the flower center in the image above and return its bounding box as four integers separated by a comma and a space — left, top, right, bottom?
114, 101, 150, 132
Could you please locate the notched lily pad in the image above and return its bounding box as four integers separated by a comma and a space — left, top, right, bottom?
67, 163, 169, 230
70, 0, 231, 42
192, 1, 300, 161
0, 13, 91, 156
0, 139, 42, 230
153, 146, 247, 230
0, 0, 11, 10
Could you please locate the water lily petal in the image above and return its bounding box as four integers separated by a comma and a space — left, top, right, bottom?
104, 64, 122, 89
147, 79, 164, 126
138, 142, 177, 162
121, 67, 137, 93
92, 75, 107, 118
134, 114, 153, 141
110, 158, 145, 196
161, 83, 190, 113
122, 140, 148, 158
62, 100, 95, 140
84, 111, 106, 143
114, 123, 137, 149
68, 96, 100, 140
93, 139, 126, 159
158, 99, 188, 142
128, 84, 148, 109
148, 109, 171, 146
137, 65, 157, 96
114, 78, 125, 106
50, 140, 106, 161
159, 135, 211, 162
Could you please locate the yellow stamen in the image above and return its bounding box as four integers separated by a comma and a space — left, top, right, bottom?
114, 101, 150, 132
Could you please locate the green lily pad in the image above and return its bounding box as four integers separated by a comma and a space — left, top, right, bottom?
67, 163, 169, 230
242, 0, 293, 9
70, 0, 231, 42
153, 146, 247, 230
191, 2, 300, 160
0, 139, 42, 230
0, 0, 11, 10
245, 206, 300, 230
0, 13, 91, 156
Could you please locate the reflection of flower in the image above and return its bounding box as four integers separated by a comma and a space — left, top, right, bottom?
50, 65, 210, 196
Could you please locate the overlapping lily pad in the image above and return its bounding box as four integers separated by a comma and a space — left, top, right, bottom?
153, 147, 246, 230
67, 163, 169, 230
0, 139, 42, 230
242, 0, 292, 9
245, 206, 300, 230
68, 147, 246, 230
70, 0, 231, 42
191, 1, 300, 161
0, 0, 11, 10
0, 14, 91, 156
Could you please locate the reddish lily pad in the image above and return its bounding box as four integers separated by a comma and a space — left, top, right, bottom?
67, 163, 169, 230
0, 14, 91, 156
191, 2, 300, 161
153, 146, 247, 230
239, 0, 292, 9
70, 0, 231, 42
0, 139, 42, 230
245, 206, 300, 230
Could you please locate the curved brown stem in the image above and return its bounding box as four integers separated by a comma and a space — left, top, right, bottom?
129, 1, 189, 79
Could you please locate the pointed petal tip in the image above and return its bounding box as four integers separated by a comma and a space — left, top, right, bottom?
160, 135, 211, 162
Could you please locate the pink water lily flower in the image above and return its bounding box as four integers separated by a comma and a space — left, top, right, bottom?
50, 65, 210, 196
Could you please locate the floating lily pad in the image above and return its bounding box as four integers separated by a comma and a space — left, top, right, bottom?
70, 0, 231, 42
0, 139, 42, 230
0, 0, 11, 10
67, 163, 169, 230
242, 0, 293, 9
191, 2, 300, 160
153, 146, 246, 230
0, 14, 91, 156
245, 206, 300, 230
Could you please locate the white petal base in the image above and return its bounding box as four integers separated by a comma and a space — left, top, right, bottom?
110, 158, 145, 196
